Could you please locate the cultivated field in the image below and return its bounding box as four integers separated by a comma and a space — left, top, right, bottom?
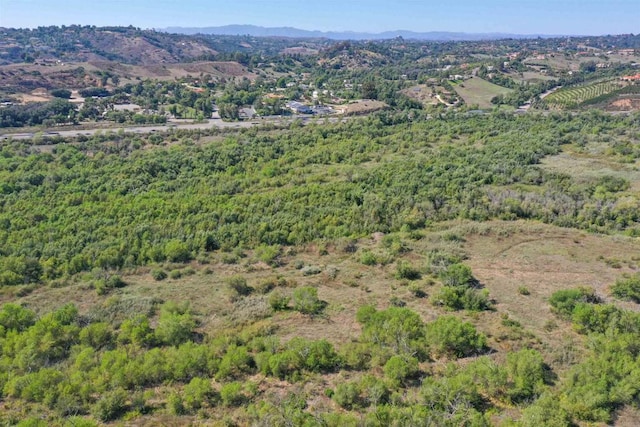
542, 80, 623, 108
452, 77, 513, 109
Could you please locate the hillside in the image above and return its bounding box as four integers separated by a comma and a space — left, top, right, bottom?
1, 111, 640, 425
0, 26, 217, 66
2, 27, 640, 426
162, 25, 553, 41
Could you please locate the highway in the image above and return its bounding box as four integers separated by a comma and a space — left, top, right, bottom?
0, 115, 331, 141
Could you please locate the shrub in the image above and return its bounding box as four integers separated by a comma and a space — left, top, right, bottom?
118, 314, 155, 347
384, 355, 420, 385
166, 392, 185, 415
50, 88, 72, 99
395, 260, 421, 280
268, 291, 290, 311
164, 240, 192, 263
549, 287, 599, 318
425, 315, 487, 358
183, 377, 214, 412
519, 393, 572, 427
506, 349, 547, 402
168, 269, 183, 280
79, 322, 113, 349
227, 275, 252, 297
155, 310, 196, 346
518, 286, 531, 295
216, 345, 254, 380
92, 388, 128, 422
255, 244, 281, 266
389, 296, 406, 307
359, 250, 378, 266
337, 238, 358, 253
287, 338, 341, 373
426, 249, 462, 274
220, 382, 246, 407
438, 263, 474, 287
357, 306, 427, 359
151, 269, 167, 281
293, 286, 325, 315
433, 286, 490, 311
0, 303, 36, 332
301, 265, 322, 276
333, 382, 361, 409
409, 283, 427, 298
94, 274, 127, 295
611, 273, 640, 303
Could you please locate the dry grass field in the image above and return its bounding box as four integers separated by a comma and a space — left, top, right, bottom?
452, 77, 513, 109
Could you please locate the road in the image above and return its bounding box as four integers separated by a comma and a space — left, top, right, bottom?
0, 115, 333, 141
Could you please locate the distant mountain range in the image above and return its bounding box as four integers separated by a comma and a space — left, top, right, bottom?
162, 25, 555, 41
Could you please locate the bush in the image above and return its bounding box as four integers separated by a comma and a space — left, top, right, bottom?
438, 263, 475, 287
333, 382, 361, 409
167, 392, 185, 415
301, 265, 322, 276
227, 275, 252, 297
155, 310, 196, 346
0, 303, 36, 332
360, 250, 378, 266
255, 244, 281, 266
50, 88, 72, 99
549, 287, 599, 318
433, 286, 490, 311
183, 377, 214, 412
519, 393, 572, 427
118, 315, 155, 347
395, 260, 421, 280
611, 273, 640, 303
220, 382, 246, 407
216, 345, 254, 380
518, 286, 531, 295
164, 240, 192, 263
293, 286, 324, 315
506, 349, 547, 402
357, 306, 427, 359
384, 355, 420, 385
151, 269, 167, 281
94, 274, 127, 295
268, 291, 290, 311
409, 283, 427, 298
168, 269, 182, 280
425, 315, 487, 358
92, 388, 128, 422
79, 322, 113, 349
426, 249, 463, 274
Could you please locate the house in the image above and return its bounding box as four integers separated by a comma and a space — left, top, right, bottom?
238, 107, 257, 120
618, 49, 635, 56
286, 101, 312, 114
621, 74, 640, 82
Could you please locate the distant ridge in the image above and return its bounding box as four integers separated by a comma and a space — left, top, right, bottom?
162, 24, 555, 41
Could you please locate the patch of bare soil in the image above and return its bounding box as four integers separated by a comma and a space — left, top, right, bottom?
609, 96, 640, 111
336, 100, 388, 115
463, 223, 640, 331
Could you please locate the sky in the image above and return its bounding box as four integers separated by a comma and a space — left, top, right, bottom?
0, 0, 638, 35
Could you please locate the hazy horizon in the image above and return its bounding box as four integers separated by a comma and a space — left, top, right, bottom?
1, 0, 637, 36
